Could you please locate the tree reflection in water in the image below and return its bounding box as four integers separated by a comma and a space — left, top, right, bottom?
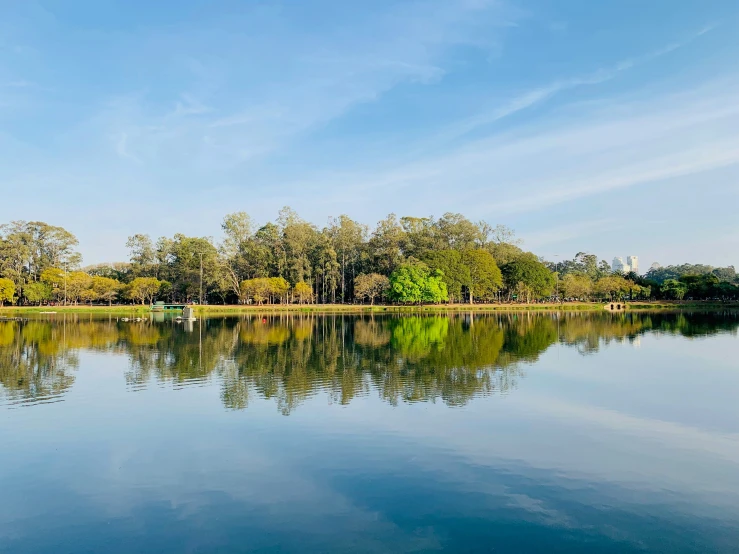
1, 311, 737, 411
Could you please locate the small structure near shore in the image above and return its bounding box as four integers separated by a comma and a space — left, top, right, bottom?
151, 301, 186, 312
181, 305, 197, 321
605, 302, 627, 311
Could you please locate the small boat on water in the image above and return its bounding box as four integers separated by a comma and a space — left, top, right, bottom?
39, 311, 57, 314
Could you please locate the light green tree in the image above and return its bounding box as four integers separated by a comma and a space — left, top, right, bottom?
661, 279, 688, 300
0, 278, 16, 306
127, 277, 163, 305
561, 273, 593, 300
293, 281, 313, 304
388, 263, 448, 304
23, 282, 52, 305
462, 249, 502, 303
92, 276, 124, 306
423, 250, 469, 303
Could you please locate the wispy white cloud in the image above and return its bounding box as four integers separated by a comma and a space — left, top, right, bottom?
90, 0, 521, 170
287, 77, 739, 221
434, 25, 716, 145
114, 132, 141, 164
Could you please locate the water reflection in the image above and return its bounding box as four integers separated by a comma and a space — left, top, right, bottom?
1, 311, 737, 410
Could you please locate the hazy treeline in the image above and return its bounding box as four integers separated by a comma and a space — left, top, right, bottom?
2, 311, 737, 412
1, 213, 738, 306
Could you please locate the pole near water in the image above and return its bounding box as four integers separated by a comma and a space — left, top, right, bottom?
199, 252, 203, 306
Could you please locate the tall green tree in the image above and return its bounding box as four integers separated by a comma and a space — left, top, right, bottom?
463, 249, 502, 303
369, 214, 405, 275
279, 207, 318, 286
328, 215, 367, 302
423, 250, 469, 303
126, 234, 157, 277
502, 253, 555, 302
435, 213, 482, 250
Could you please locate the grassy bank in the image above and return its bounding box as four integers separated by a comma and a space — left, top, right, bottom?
0, 305, 151, 316
2, 301, 738, 316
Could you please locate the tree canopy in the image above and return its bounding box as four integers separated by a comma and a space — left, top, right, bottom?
2, 212, 738, 306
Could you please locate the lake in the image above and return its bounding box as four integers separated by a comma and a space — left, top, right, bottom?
1, 311, 739, 553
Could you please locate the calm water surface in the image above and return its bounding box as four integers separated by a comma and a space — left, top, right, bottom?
1, 311, 739, 553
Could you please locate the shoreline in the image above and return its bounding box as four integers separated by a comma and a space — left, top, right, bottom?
1, 301, 738, 316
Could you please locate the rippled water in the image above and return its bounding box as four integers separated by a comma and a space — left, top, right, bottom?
1, 311, 739, 553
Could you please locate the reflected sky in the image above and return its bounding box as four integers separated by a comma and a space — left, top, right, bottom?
1, 312, 738, 553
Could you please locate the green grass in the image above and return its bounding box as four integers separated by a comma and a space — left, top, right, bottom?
0, 305, 151, 316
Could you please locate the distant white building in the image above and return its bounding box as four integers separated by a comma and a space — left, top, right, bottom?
627, 256, 638, 274
612, 255, 639, 274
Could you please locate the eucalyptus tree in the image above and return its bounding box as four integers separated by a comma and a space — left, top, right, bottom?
126, 234, 157, 277
219, 212, 254, 299
309, 232, 340, 303
157, 234, 221, 302
278, 207, 318, 287
327, 215, 368, 302
368, 213, 405, 275
0, 221, 81, 296
435, 212, 482, 250
478, 223, 523, 266
400, 216, 440, 259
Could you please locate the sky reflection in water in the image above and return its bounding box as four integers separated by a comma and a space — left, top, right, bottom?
1, 311, 738, 553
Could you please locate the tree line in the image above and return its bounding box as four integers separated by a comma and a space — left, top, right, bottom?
1, 213, 738, 306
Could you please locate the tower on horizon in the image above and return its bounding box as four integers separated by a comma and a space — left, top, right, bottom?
612, 255, 639, 274
627, 255, 639, 274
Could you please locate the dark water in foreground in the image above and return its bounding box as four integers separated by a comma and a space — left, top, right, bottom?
1, 311, 739, 553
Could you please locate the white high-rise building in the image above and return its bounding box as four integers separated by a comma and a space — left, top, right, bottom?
612, 255, 639, 274
612, 257, 627, 273
627, 256, 639, 274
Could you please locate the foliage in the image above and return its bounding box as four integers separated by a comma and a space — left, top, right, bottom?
501, 253, 555, 302
354, 273, 390, 305
92, 276, 124, 306
4, 211, 737, 307
239, 277, 291, 305
0, 221, 81, 290
23, 282, 52, 305
127, 277, 163, 305
661, 279, 688, 300
293, 281, 313, 304
550, 252, 611, 281
594, 276, 631, 301
463, 249, 502, 303
0, 277, 16, 306
423, 250, 469, 303
388, 263, 448, 304
560, 273, 592, 299
646, 263, 736, 284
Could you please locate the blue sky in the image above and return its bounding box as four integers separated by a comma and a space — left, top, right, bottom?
1, 0, 738, 268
